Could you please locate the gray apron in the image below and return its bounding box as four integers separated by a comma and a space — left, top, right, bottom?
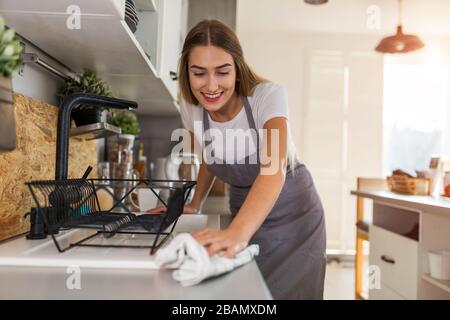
202, 96, 327, 300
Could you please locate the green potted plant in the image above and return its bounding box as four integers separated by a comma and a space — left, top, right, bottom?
0, 16, 23, 153
106, 110, 141, 164
107, 110, 140, 136
57, 68, 114, 126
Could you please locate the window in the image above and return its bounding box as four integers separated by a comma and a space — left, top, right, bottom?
383, 63, 448, 176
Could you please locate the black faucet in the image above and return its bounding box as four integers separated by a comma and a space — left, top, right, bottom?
55, 93, 138, 180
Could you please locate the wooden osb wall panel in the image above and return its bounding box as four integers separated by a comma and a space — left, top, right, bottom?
0, 93, 97, 241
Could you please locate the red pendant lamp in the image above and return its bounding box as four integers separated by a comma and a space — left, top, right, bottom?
375, 0, 424, 54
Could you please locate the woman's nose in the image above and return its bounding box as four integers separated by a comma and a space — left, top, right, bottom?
206, 75, 219, 92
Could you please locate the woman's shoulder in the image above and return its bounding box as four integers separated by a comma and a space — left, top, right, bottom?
251, 82, 287, 100
249, 82, 287, 106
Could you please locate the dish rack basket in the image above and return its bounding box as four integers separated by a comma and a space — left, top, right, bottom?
26, 178, 196, 254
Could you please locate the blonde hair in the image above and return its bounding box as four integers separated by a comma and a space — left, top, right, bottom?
178, 19, 266, 105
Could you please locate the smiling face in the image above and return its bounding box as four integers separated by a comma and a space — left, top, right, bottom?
188, 45, 239, 114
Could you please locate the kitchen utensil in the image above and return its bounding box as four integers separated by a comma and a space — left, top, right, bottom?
165, 153, 200, 181
107, 134, 135, 165
98, 161, 110, 179
129, 187, 161, 212
126, 0, 136, 9
110, 162, 139, 212
165, 153, 200, 202
124, 0, 139, 33
81, 165, 93, 179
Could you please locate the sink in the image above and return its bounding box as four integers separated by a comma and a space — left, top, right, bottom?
0, 214, 219, 269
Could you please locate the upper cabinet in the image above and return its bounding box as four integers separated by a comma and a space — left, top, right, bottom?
0, 0, 184, 115
157, 0, 186, 101
0, 0, 124, 17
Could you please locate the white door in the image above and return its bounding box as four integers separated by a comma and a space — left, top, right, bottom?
302, 49, 383, 253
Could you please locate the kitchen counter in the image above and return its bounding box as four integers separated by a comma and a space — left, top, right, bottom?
351, 190, 450, 299
0, 214, 271, 300
351, 190, 450, 217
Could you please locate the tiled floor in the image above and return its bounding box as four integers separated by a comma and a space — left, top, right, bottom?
324, 257, 355, 300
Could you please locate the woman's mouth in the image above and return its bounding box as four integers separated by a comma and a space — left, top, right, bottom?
202, 91, 223, 103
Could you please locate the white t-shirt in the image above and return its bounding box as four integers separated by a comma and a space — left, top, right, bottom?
179, 82, 298, 164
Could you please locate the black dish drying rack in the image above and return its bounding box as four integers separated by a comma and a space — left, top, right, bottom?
26, 178, 196, 254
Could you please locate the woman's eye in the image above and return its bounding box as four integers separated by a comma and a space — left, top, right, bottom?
193, 73, 205, 77
217, 71, 230, 76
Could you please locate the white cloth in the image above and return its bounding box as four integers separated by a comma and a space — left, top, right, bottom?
155, 233, 259, 286
179, 82, 298, 163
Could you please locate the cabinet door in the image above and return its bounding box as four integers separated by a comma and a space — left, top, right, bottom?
159, 0, 184, 100
369, 281, 406, 300
369, 225, 419, 299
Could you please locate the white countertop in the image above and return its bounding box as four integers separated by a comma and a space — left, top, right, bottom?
0, 215, 215, 269
351, 190, 450, 216
0, 214, 271, 299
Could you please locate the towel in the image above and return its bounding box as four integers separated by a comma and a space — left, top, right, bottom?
155, 233, 259, 286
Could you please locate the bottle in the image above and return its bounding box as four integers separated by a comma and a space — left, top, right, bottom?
95, 162, 114, 211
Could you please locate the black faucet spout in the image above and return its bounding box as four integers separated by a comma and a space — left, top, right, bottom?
56, 93, 138, 180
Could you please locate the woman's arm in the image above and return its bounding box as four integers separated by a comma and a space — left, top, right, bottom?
193, 117, 288, 257
189, 155, 216, 211
188, 131, 216, 211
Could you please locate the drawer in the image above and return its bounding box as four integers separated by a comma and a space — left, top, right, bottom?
369, 225, 418, 299
369, 281, 406, 300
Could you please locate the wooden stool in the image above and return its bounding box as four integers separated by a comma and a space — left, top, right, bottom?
355, 177, 387, 300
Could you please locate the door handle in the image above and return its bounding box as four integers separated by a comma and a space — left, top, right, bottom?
381, 255, 395, 264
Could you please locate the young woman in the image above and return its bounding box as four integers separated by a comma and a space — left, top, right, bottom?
150, 19, 326, 300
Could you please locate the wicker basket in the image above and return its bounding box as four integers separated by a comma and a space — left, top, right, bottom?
387, 175, 431, 195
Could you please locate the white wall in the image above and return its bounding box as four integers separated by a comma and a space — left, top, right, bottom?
11, 37, 66, 106
10, 36, 107, 164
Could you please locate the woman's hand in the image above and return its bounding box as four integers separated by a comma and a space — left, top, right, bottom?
146, 202, 199, 214
192, 226, 250, 258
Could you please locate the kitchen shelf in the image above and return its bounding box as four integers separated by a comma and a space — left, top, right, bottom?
70, 122, 121, 140
0, 0, 124, 18
135, 0, 157, 12
0, 0, 178, 115
422, 274, 450, 293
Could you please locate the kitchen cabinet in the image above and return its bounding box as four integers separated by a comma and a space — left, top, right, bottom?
369, 224, 418, 299
351, 190, 450, 299
0, 0, 124, 18
0, 0, 182, 115
369, 281, 406, 300
157, 0, 186, 101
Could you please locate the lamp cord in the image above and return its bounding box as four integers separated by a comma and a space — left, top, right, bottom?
398, 0, 403, 25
